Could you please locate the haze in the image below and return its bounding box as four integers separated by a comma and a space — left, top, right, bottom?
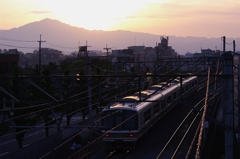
1, 0, 240, 38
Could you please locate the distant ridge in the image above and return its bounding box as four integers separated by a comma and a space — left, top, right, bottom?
0, 18, 239, 54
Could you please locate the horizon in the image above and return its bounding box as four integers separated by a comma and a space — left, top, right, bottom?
1, 18, 239, 39
0, 18, 239, 55
1, 0, 240, 39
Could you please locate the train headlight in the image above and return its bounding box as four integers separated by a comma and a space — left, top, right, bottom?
127, 134, 133, 137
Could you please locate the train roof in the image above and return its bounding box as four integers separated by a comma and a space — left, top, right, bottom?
148, 85, 164, 90
103, 76, 198, 112
121, 96, 140, 102
133, 90, 152, 96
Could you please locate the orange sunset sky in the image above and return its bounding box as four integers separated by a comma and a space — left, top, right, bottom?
1, 0, 240, 38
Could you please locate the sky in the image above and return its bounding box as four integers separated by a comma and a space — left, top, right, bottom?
1, 0, 240, 38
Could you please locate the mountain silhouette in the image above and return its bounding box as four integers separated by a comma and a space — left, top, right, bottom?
0, 18, 239, 55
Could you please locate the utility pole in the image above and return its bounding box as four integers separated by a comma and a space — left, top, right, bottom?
233, 40, 235, 54
37, 34, 46, 74
83, 41, 92, 129
222, 36, 226, 54
103, 44, 111, 73
155, 42, 160, 83
85, 41, 91, 54
223, 51, 234, 159
222, 36, 234, 158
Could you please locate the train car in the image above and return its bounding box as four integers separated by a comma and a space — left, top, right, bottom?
101, 76, 198, 150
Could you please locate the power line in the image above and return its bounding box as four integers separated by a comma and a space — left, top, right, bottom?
0, 36, 36, 42
0, 43, 37, 49
45, 41, 77, 49
37, 34, 46, 74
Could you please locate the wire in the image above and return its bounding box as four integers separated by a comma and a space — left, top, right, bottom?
45, 41, 77, 49
225, 42, 233, 45
0, 36, 36, 42
0, 43, 37, 49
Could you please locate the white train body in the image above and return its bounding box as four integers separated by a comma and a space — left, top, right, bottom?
101, 76, 198, 149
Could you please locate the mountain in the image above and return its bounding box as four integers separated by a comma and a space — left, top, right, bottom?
0, 18, 239, 55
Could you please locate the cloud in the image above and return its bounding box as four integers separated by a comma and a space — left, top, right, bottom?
29, 11, 52, 14
124, 1, 240, 21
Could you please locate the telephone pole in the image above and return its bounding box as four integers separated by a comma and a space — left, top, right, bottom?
37, 34, 46, 74
85, 41, 91, 57
80, 41, 92, 129
103, 44, 111, 73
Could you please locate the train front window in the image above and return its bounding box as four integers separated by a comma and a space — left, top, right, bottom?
102, 110, 138, 130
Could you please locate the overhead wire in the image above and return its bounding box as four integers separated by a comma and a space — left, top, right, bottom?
0, 43, 37, 49
0, 35, 78, 54
0, 36, 36, 42
0, 76, 141, 146
0, 78, 113, 125
1, 69, 204, 157
195, 67, 210, 159
45, 41, 77, 49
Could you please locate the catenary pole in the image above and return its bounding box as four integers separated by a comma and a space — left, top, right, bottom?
223, 48, 234, 158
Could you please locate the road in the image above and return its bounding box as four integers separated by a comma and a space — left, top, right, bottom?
0, 111, 96, 158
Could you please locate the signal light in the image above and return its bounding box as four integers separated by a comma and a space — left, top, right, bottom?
105, 134, 109, 137
129, 134, 133, 137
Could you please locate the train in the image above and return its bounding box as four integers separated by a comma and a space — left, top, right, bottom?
101, 76, 198, 150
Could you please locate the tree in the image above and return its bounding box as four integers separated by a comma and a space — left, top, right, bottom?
48, 62, 58, 71
11, 67, 38, 149
39, 68, 57, 136
62, 70, 77, 126
75, 69, 89, 121
3, 49, 7, 53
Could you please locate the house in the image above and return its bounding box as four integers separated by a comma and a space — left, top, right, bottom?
0, 49, 19, 76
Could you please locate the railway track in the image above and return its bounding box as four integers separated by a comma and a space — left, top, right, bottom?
155, 73, 222, 159
155, 96, 204, 159
79, 75, 222, 159
92, 149, 131, 159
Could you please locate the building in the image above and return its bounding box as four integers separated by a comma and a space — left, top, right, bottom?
185, 52, 193, 58
155, 36, 177, 58
110, 37, 179, 73
0, 49, 19, 76
192, 49, 221, 58
111, 49, 134, 72
32, 48, 64, 66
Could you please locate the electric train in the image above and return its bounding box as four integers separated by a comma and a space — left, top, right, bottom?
101, 76, 198, 150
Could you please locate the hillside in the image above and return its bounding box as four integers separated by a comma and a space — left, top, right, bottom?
0, 18, 239, 55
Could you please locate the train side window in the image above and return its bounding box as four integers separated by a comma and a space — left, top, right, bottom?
173, 92, 176, 100
153, 103, 159, 115
144, 109, 151, 123
186, 85, 189, 91
162, 102, 166, 109
167, 95, 171, 102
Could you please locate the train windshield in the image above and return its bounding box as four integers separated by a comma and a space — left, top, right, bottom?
102, 109, 138, 131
